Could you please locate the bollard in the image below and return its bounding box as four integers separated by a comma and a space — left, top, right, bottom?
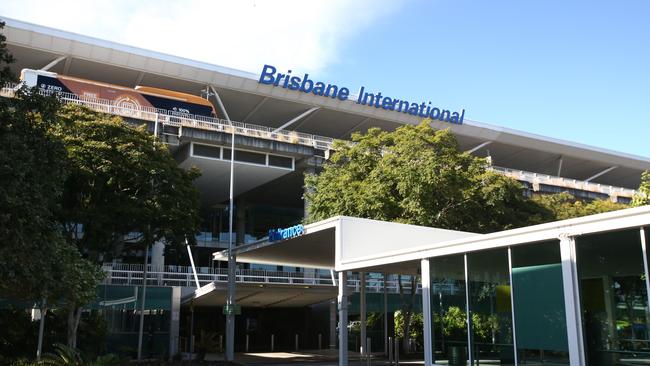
271, 334, 275, 352
394, 338, 399, 366
245, 334, 249, 353
388, 336, 393, 365
366, 337, 371, 366
295, 334, 299, 351
318, 333, 322, 350
219, 335, 223, 353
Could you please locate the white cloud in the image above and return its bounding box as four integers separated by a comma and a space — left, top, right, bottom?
0, 0, 398, 74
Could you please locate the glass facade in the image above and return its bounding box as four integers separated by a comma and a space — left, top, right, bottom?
576, 229, 650, 365
467, 248, 514, 365
424, 227, 650, 365
511, 241, 570, 364
430, 254, 468, 364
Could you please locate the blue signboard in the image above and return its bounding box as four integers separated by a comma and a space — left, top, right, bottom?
258, 64, 464, 125
268, 224, 304, 242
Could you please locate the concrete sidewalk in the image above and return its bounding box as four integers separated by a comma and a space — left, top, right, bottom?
203, 350, 424, 366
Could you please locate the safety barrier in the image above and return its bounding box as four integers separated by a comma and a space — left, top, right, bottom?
0, 84, 335, 150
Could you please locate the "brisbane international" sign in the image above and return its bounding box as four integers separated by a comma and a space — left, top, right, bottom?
258, 64, 464, 125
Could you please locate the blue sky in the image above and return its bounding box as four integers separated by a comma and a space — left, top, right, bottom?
1, 0, 648, 157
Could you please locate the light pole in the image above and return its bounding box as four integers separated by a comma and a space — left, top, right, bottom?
208, 85, 237, 361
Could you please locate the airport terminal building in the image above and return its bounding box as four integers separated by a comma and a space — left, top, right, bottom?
3, 17, 650, 366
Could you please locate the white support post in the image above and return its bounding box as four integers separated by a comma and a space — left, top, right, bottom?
421, 259, 433, 366
559, 235, 586, 366
639, 228, 650, 339
338, 271, 349, 366
383, 272, 388, 356
41, 55, 66, 71
209, 85, 237, 362
186, 240, 200, 288
585, 166, 617, 182
507, 247, 519, 366
272, 107, 319, 133
464, 254, 474, 365
465, 140, 492, 154
360, 272, 367, 355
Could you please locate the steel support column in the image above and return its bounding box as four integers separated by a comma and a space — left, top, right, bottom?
360, 272, 366, 354
338, 271, 349, 366
559, 235, 586, 365
421, 259, 433, 366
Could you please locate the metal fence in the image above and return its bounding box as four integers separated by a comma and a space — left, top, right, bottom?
101, 263, 431, 293
0, 84, 335, 150
490, 165, 636, 198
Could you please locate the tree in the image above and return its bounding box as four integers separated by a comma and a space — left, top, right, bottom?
305, 120, 551, 231
51, 104, 202, 347
0, 86, 68, 305
0, 47, 103, 359
533, 192, 627, 220
632, 171, 650, 207
304, 120, 552, 351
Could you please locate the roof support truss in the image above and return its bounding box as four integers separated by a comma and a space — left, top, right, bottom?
242, 97, 268, 123
466, 141, 492, 154
339, 117, 371, 138
41, 55, 66, 71
585, 166, 617, 182
272, 107, 319, 133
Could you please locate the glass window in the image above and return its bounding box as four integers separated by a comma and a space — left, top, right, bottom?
268, 154, 293, 169
467, 248, 514, 365
192, 143, 221, 159
576, 229, 649, 366
430, 254, 468, 365
511, 241, 570, 364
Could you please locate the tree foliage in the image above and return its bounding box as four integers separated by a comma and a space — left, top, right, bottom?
0, 84, 69, 303
632, 171, 650, 207
305, 120, 552, 233
532, 192, 627, 220
53, 105, 202, 261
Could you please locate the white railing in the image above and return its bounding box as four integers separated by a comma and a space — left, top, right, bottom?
0, 85, 335, 151
490, 165, 636, 198
101, 263, 432, 293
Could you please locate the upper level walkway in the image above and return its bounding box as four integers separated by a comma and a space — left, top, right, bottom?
1, 85, 636, 201
101, 263, 434, 294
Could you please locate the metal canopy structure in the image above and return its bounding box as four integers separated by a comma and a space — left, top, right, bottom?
3, 17, 650, 189
213, 216, 480, 273
211, 207, 650, 366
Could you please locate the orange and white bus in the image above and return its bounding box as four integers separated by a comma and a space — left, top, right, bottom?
20, 69, 217, 118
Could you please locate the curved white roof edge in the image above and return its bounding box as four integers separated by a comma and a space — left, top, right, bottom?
338, 204, 650, 271
0, 16, 258, 80
464, 118, 650, 163
2, 16, 649, 166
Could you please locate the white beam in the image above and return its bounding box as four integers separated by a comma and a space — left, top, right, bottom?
421, 259, 433, 366
134, 71, 145, 86
272, 107, 319, 133
62, 57, 72, 74
585, 166, 617, 182
291, 108, 320, 131
557, 156, 564, 177
41, 55, 66, 71
242, 97, 268, 123
360, 272, 366, 354
559, 235, 586, 365
465, 141, 492, 154
209, 85, 232, 123
339, 117, 371, 139
338, 271, 349, 366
